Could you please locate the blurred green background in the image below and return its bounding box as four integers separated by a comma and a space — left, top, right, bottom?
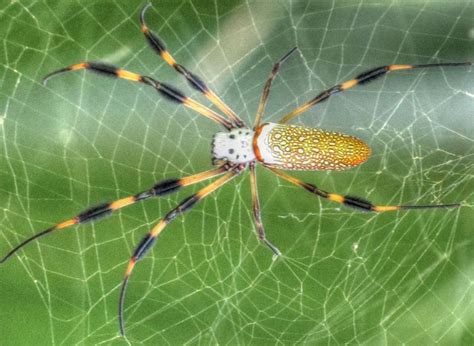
1, 0, 473, 344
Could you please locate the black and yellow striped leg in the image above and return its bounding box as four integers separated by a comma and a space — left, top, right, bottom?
118, 168, 242, 336
139, 3, 245, 128
42, 62, 232, 129
0, 166, 229, 264
267, 167, 460, 212
254, 47, 298, 129
278, 61, 472, 124
249, 163, 281, 256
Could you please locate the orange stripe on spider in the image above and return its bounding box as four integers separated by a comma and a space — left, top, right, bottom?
253, 125, 264, 162
388, 65, 413, 71
161, 51, 177, 66
328, 194, 345, 203
373, 205, 400, 212
117, 70, 142, 81
340, 79, 358, 90
70, 63, 88, 71
125, 258, 136, 276
56, 218, 78, 229
110, 197, 136, 210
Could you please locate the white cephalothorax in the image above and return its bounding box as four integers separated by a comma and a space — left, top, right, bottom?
212, 128, 256, 164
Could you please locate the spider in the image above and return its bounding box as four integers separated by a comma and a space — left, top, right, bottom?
1, 3, 470, 337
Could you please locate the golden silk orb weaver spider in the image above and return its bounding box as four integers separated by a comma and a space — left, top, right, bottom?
1, 3, 470, 337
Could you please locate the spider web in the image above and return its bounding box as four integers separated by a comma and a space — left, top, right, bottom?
1, 0, 473, 344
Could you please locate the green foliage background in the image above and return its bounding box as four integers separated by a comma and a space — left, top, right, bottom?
1, 0, 472, 344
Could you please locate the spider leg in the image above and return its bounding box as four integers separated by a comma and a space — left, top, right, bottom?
254, 47, 298, 129
0, 166, 229, 264
140, 3, 244, 128
118, 167, 242, 336
42, 62, 232, 129
267, 167, 460, 212
249, 163, 281, 256
278, 61, 472, 124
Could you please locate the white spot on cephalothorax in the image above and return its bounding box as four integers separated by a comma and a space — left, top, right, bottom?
212, 128, 255, 164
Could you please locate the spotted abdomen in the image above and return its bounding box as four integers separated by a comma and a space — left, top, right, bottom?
254, 123, 371, 171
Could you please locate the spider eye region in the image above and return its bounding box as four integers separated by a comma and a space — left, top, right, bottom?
212, 128, 256, 164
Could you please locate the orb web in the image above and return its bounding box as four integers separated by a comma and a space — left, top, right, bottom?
0, 1, 473, 344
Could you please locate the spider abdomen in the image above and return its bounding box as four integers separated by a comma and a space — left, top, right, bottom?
254, 123, 371, 171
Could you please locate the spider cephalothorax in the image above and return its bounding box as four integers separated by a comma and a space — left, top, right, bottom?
1, 2, 468, 337
212, 128, 255, 164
